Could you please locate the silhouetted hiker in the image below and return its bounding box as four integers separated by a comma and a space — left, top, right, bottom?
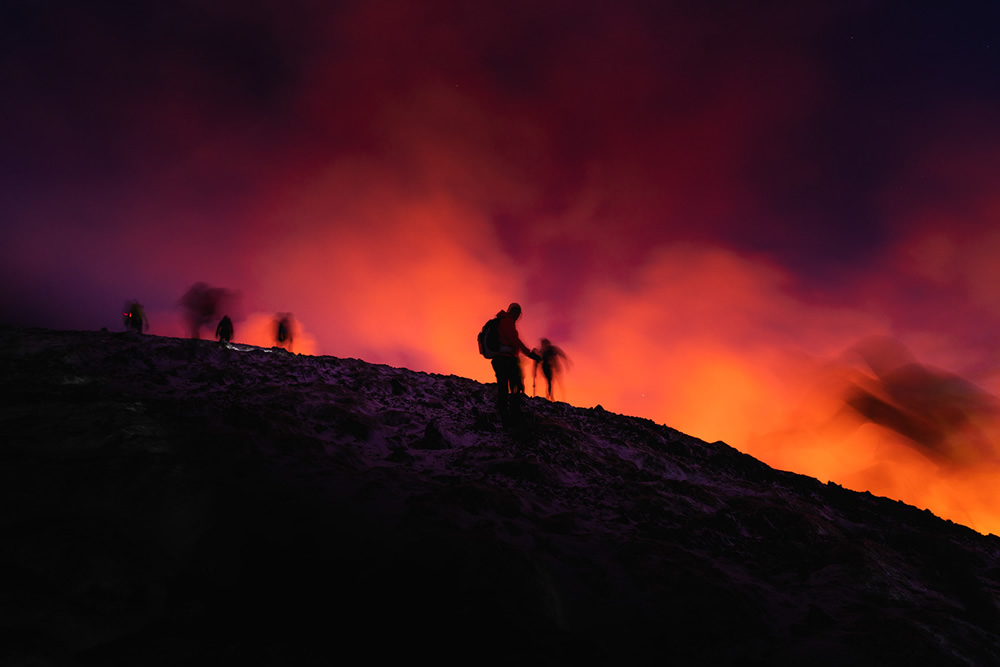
533, 338, 570, 401
275, 313, 294, 352
491, 303, 540, 428
216, 315, 234, 343
122, 300, 149, 333
179, 282, 240, 339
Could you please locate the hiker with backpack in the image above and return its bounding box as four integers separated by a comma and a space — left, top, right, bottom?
479, 302, 541, 428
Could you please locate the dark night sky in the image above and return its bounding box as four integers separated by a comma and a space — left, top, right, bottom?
3, 0, 1000, 524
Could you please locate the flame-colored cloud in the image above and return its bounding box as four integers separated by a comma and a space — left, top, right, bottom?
2, 1, 999, 534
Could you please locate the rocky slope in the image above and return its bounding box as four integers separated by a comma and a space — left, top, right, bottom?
1, 326, 999, 666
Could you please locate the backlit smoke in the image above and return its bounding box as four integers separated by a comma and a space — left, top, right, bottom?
2, 1, 999, 534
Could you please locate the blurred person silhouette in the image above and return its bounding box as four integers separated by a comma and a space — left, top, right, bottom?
491, 303, 540, 429
532, 338, 570, 401
216, 315, 234, 344
122, 300, 148, 334
275, 313, 294, 352
179, 282, 240, 339
839, 335, 1000, 466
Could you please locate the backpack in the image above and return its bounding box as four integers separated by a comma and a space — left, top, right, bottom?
478, 316, 501, 358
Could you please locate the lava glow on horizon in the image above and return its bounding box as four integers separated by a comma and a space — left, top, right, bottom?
111, 249, 1000, 538
2, 2, 1000, 534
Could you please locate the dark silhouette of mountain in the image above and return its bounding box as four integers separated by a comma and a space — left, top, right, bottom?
1, 326, 999, 666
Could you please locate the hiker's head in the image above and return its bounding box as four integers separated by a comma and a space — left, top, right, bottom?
507, 302, 522, 319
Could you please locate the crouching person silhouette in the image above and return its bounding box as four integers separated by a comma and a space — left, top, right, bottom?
491, 302, 541, 429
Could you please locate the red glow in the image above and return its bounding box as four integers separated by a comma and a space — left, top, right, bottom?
3, 2, 999, 535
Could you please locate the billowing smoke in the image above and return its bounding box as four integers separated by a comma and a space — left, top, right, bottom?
2, 1, 999, 533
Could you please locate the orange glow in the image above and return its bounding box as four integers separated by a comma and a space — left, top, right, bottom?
95, 208, 1000, 539
390, 244, 998, 537
4, 0, 1000, 540
219, 236, 997, 538
235, 313, 319, 356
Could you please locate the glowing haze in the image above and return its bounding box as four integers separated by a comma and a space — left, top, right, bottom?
3, 2, 1000, 532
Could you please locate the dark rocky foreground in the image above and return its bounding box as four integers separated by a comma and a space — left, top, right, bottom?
1, 326, 999, 666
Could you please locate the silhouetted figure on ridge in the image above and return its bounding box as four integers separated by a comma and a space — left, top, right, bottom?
275, 313, 294, 353
122, 300, 149, 333
489, 302, 540, 429
533, 338, 570, 401
179, 282, 241, 340
216, 315, 234, 343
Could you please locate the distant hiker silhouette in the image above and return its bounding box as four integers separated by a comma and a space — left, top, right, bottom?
122, 300, 148, 333
179, 282, 240, 339
275, 313, 294, 352
485, 303, 540, 429
533, 338, 570, 401
216, 315, 234, 343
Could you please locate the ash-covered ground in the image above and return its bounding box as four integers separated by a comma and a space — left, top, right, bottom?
2, 326, 999, 666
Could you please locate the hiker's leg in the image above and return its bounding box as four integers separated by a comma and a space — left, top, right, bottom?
509, 389, 522, 424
